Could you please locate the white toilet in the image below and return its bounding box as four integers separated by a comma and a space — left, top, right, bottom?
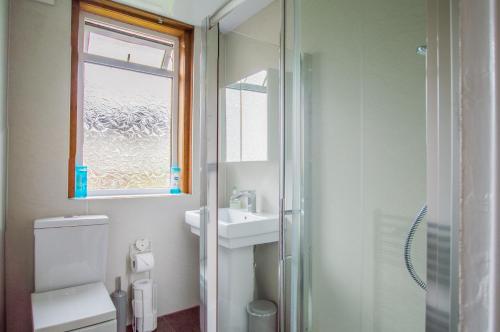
31, 215, 117, 332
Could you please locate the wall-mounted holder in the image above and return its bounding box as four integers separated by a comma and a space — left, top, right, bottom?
129, 239, 154, 278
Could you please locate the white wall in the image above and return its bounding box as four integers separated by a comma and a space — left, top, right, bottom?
5, 1, 200, 331
0, 0, 8, 330
301, 0, 427, 331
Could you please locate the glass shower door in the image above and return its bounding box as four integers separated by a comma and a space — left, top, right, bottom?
283, 0, 429, 331
202, 2, 282, 332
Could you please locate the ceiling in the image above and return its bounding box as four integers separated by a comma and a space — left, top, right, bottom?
218, 0, 273, 33
113, 0, 227, 26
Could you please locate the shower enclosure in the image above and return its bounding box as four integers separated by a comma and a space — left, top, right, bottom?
200, 0, 459, 331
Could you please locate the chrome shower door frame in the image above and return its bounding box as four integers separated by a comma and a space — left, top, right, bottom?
425, 0, 459, 331
200, 17, 219, 332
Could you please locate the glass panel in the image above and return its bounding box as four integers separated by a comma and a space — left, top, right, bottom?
217, 1, 281, 332
83, 63, 172, 191
85, 29, 171, 69
165, 48, 175, 71
285, 0, 427, 331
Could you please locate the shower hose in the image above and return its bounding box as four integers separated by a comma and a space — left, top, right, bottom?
404, 204, 427, 291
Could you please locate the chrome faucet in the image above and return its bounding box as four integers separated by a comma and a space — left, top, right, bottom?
231, 190, 257, 213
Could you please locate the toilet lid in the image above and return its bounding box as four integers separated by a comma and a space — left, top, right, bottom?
31, 282, 116, 332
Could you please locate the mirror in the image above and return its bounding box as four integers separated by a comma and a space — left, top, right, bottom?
219, 13, 279, 163
223, 70, 278, 162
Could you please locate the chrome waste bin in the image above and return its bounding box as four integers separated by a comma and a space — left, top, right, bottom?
247, 300, 277, 332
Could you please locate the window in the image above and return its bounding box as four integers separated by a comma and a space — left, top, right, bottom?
69, 0, 193, 197
82, 20, 176, 194
225, 70, 269, 162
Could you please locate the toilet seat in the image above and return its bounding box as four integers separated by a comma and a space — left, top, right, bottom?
31, 282, 116, 332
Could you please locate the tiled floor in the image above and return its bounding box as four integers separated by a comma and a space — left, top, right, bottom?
127, 306, 200, 332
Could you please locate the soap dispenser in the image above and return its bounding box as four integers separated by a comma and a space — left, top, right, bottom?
229, 187, 241, 209
169, 165, 181, 194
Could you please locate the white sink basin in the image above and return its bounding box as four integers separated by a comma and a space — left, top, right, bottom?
185, 208, 278, 248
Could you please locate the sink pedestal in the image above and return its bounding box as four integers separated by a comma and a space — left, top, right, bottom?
218, 246, 254, 332
184, 208, 278, 332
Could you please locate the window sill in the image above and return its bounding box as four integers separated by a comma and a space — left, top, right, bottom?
70, 193, 192, 200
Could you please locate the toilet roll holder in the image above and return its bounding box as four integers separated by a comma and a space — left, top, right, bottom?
132, 280, 158, 332
130, 239, 157, 332
129, 238, 153, 278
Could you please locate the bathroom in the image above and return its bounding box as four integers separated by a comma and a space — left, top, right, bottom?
0, 0, 498, 331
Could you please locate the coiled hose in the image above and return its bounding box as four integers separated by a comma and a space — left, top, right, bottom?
404, 205, 427, 291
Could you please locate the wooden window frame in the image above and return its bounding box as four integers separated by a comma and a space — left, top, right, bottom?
69, 0, 194, 197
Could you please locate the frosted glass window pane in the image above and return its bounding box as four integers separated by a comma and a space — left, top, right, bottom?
225, 88, 241, 162
241, 90, 267, 161
83, 63, 172, 191
86, 31, 169, 68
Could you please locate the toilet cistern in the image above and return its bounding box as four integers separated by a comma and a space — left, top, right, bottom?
31, 215, 116, 332
231, 190, 257, 213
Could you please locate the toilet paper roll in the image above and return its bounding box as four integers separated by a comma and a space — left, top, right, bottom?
133, 279, 153, 315
133, 279, 156, 332
132, 252, 155, 273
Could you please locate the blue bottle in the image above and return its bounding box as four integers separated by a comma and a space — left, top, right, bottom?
170, 166, 181, 194
75, 165, 88, 198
